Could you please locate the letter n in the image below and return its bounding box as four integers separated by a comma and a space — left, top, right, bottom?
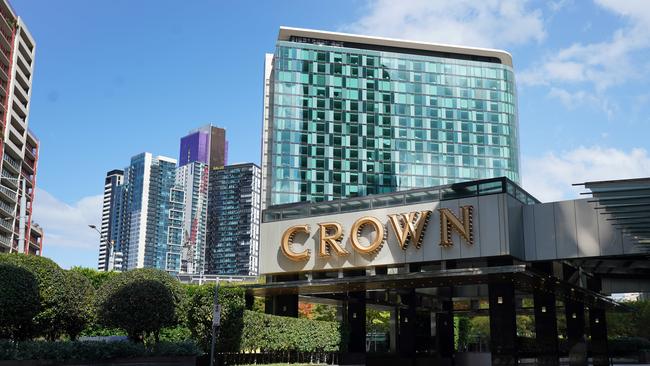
439, 206, 474, 247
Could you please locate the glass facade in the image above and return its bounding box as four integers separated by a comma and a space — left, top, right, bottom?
176, 161, 209, 274
111, 153, 185, 273
265, 37, 519, 206
206, 163, 261, 275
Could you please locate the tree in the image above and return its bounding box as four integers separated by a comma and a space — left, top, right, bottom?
0, 253, 68, 340
69, 266, 118, 289
0, 262, 40, 340
182, 284, 245, 352
59, 270, 95, 340
96, 268, 184, 343
184, 284, 246, 351
366, 309, 390, 334
299, 302, 315, 319
312, 304, 337, 322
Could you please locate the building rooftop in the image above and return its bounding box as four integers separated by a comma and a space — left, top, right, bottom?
278, 26, 514, 67
263, 177, 538, 222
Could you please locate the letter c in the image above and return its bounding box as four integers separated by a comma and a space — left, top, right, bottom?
281, 225, 311, 261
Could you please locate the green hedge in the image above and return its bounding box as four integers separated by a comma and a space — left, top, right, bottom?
182, 284, 245, 352
0, 340, 201, 361
241, 310, 341, 353
0, 262, 40, 340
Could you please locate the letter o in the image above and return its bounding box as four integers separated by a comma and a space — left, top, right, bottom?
350, 216, 385, 254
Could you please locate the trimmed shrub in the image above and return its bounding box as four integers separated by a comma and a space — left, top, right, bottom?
0, 340, 201, 361
0, 262, 40, 340
182, 284, 245, 352
70, 266, 119, 289
59, 270, 95, 340
241, 310, 341, 353
96, 268, 184, 342
0, 253, 68, 340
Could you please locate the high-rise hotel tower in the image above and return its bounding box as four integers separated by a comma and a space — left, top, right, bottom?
0, 0, 41, 255
262, 27, 519, 207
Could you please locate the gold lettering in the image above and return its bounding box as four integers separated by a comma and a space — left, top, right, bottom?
439, 206, 474, 247
350, 216, 385, 254
388, 211, 432, 250
280, 225, 311, 261
318, 222, 349, 257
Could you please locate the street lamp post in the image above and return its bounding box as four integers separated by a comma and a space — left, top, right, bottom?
210, 279, 221, 366
89, 224, 116, 271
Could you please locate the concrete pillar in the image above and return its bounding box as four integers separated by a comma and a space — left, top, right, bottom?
534, 289, 559, 366
489, 280, 518, 366
590, 307, 609, 366
565, 300, 587, 366
346, 291, 367, 353
390, 307, 398, 353
398, 290, 416, 356
436, 298, 454, 359
245, 293, 254, 310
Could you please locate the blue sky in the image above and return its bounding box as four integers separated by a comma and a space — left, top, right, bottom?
14, 0, 650, 268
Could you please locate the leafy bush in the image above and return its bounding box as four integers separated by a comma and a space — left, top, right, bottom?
70, 266, 119, 289
59, 270, 96, 340
0, 340, 201, 361
182, 284, 245, 352
0, 254, 69, 340
95, 268, 184, 342
0, 262, 40, 340
608, 337, 650, 355
241, 310, 341, 353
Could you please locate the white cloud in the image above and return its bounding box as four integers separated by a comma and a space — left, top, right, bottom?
547, 87, 617, 118
519, 0, 650, 91
342, 0, 546, 49
522, 146, 650, 202
31, 188, 103, 268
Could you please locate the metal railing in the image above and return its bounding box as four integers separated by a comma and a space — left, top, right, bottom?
0, 199, 13, 215
263, 177, 539, 222
0, 217, 11, 231
0, 233, 10, 246
2, 153, 19, 171
0, 183, 16, 201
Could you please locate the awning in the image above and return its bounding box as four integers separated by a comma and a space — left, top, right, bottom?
246, 265, 624, 310
576, 178, 650, 247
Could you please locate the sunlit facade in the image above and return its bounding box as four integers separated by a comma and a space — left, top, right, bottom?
262, 27, 519, 207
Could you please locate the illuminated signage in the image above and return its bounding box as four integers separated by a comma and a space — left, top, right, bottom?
280, 206, 474, 261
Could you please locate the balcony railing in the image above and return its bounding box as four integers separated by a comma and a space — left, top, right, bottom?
0, 233, 10, 247
0, 217, 11, 231
0, 199, 13, 215
0, 184, 15, 201
3, 153, 19, 171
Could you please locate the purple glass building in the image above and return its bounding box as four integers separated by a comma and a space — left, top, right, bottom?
178, 125, 227, 168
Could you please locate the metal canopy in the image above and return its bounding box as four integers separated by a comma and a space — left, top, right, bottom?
576, 177, 650, 247
246, 265, 623, 310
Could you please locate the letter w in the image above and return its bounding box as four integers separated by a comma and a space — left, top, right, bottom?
388, 211, 432, 250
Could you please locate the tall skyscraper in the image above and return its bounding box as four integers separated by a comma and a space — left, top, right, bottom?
108, 153, 185, 273
179, 125, 227, 169
97, 169, 123, 271
262, 27, 519, 207
176, 125, 227, 274
175, 162, 208, 274
206, 163, 261, 275
0, 0, 42, 255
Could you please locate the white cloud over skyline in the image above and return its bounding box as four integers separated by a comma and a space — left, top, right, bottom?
522, 146, 650, 202
519, 0, 650, 92
342, 0, 546, 49
31, 188, 102, 268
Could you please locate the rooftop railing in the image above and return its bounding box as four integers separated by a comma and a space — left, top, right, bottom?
263, 176, 539, 222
